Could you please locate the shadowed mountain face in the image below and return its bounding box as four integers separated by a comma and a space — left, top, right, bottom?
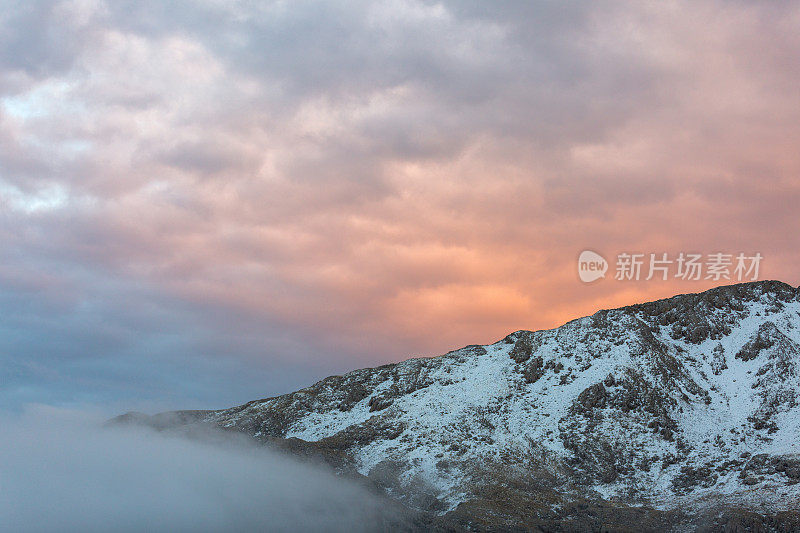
116, 281, 800, 531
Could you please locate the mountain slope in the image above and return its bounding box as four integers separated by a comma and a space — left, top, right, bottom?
119, 281, 800, 530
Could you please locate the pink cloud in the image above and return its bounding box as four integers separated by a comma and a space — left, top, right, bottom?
1, 0, 799, 405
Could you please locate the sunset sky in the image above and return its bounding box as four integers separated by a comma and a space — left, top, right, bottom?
1, 0, 799, 412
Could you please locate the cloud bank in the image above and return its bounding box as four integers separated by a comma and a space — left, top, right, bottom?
0, 406, 397, 532
1, 0, 799, 408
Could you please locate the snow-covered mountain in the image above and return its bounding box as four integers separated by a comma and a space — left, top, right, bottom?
118, 281, 800, 531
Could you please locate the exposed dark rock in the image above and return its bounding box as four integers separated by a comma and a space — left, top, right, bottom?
368, 394, 394, 412
576, 382, 607, 409
711, 343, 728, 375
522, 355, 545, 384
672, 464, 718, 492
509, 334, 534, 363
737, 322, 781, 361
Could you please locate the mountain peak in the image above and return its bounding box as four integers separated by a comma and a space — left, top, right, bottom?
621, 279, 798, 313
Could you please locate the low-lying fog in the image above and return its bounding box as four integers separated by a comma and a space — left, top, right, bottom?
0, 405, 397, 532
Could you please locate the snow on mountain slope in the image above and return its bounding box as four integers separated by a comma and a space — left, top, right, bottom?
189, 281, 800, 515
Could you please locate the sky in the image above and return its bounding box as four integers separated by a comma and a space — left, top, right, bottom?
1, 0, 799, 413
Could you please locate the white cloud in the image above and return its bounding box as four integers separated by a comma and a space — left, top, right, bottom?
0, 405, 399, 532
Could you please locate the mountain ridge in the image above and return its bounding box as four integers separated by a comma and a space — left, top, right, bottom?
114, 280, 800, 531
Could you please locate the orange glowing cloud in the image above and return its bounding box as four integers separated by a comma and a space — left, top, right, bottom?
1, 0, 799, 408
